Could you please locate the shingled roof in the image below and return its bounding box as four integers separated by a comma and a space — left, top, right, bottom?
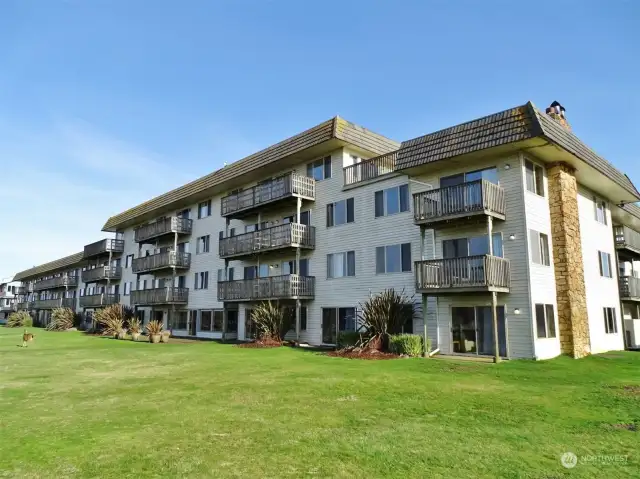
396, 101, 640, 199
13, 252, 85, 281
102, 116, 399, 231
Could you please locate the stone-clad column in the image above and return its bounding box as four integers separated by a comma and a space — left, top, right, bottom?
547, 162, 590, 358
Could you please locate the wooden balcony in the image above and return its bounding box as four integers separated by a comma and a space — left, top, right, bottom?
343, 151, 397, 187
81, 266, 122, 283
15, 286, 26, 295
79, 293, 121, 308
135, 217, 193, 244
219, 223, 315, 259
132, 252, 191, 274
83, 239, 125, 259
16, 301, 33, 310
130, 287, 189, 306
413, 180, 506, 227
220, 173, 315, 219
614, 225, 640, 257
619, 275, 640, 301
33, 276, 79, 291
415, 255, 510, 294
217, 274, 315, 302
33, 298, 76, 310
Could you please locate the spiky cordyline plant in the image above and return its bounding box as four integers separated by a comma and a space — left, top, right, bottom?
128, 316, 142, 334
94, 304, 127, 337
357, 289, 418, 351
47, 307, 75, 331
6, 310, 32, 328
251, 301, 291, 342
145, 320, 163, 335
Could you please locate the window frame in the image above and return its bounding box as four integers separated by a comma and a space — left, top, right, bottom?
307, 156, 332, 181
326, 198, 355, 227
598, 251, 613, 278
535, 303, 557, 339
196, 235, 210, 254
197, 200, 212, 219
594, 197, 607, 225
374, 184, 410, 218
603, 307, 618, 334
375, 243, 412, 274
525, 160, 545, 197
199, 310, 213, 332
529, 229, 551, 266
327, 251, 356, 279
194, 271, 209, 290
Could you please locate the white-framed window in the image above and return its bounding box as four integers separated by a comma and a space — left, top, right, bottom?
603, 307, 617, 334
374, 184, 409, 217
327, 252, 355, 278
124, 282, 131, 296
194, 271, 209, 290
125, 255, 134, 268
199, 310, 224, 332
196, 235, 210, 254
376, 243, 412, 274
327, 198, 354, 227
525, 160, 544, 196
307, 156, 332, 181
529, 230, 550, 266
198, 200, 212, 219
594, 197, 607, 225
535, 304, 556, 338
598, 251, 612, 278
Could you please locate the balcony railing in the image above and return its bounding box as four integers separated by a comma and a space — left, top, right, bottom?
218, 274, 315, 302
221, 173, 315, 218
415, 255, 510, 293
81, 266, 122, 283
33, 298, 76, 310
619, 275, 640, 301
33, 276, 79, 291
83, 239, 125, 258
219, 223, 315, 259
132, 252, 191, 274
135, 217, 193, 243
16, 301, 33, 310
343, 151, 397, 186
413, 180, 506, 226
15, 286, 26, 295
79, 293, 121, 308
614, 225, 640, 255
130, 287, 189, 306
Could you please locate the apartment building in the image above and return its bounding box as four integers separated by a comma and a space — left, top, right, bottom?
11, 101, 640, 357
0, 277, 21, 321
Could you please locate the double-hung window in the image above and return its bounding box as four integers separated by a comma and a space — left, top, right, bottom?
327, 251, 356, 278
194, 271, 209, 290
529, 230, 551, 266
594, 197, 607, 224
525, 160, 544, 196
327, 198, 354, 227
375, 184, 409, 217
603, 307, 617, 334
307, 156, 332, 181
196, 235, 210, 254
598, 251, 612, 278
198, 200, 212, 219
376, 243, 412, 273
535, 304, 556, 338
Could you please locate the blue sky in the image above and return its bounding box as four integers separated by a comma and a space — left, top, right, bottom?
0, 0, 638, 277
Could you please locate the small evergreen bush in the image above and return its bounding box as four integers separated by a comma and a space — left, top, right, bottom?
389, 334, 423, 357
338, 331, 362, 348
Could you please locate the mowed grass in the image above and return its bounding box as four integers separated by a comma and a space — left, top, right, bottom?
0, 329, 638, 479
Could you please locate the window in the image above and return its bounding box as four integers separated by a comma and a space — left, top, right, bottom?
284, 306, 307, 331
443, 234, 503, 259
196, 235, 210, 254
599, 251, 612, 278
282, 259, 309, 276
200, 311, 213, 331
327, 198, 354, 227
283, 211, 311, 226
124, 282, 131, 296
594, 197, 607, 225
198, 200, 212, 219
177, 208, 191, 219
194, 271, 209, 290
307, 156, 332, 181
376, 243, 412, 274
535, 304, 556, 338
217, 268, 234, 282
529, 230, 550, 266
327, 252, 355, 278
525, 160, 544, 196
375, 184, 409, 217
603, 307, 617, 334
213, 310, 224, 332
173, 311, 188, 330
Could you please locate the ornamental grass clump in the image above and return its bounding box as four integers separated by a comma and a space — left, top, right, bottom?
46, 308, 75, 331
94, 304, 127, 338
6, 311, 32, 328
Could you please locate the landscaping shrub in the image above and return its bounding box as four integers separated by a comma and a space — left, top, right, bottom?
357, 289, 418, 350
338, 331, 362, 348
389, 334, 423, 357
7, 311, 32, 328
94, 304, 127, 337
251, 301, 291, 341
47, 308, 75, 331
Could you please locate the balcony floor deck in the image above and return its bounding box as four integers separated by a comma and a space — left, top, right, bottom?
414, 209, 505, 228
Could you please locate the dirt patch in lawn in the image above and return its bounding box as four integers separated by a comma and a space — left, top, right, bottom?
235, 339, 283, 349
608, 423, 638, 432
326, 349, 399, 360
605, 384, 640, 396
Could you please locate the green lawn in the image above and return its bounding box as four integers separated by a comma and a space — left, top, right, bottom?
1, 329, 638, 478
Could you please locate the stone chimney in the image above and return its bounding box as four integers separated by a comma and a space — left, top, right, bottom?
546, 101, 571, 130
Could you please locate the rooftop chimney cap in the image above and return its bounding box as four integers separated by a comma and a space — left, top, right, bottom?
546, 100, 566, 115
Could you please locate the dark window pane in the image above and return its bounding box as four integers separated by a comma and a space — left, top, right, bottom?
525, 161, 535, 193
339, 308, 356, 331
386, 187, 400, 215
401, 243, 412, 272
347, 251, 356, 276
334, 201, 346, 225
534, 165, 544, 196
530, 230, 541, 264
326, 204, 334, 227
228, 267, 234, 281
327, 255, 333, 279
545, 304, 556, 338
346, 198, 354, 223
324, 156, 332, 179
376, 247, 385, 274
300, 307, 307, 330
300, 211, 310, 226
535, 304, 546, 338
307, 163, 313, 178
300, 259, 309, 277
399, 184, 409, 212
386, 245, 401, 273
375, 190, 384, 217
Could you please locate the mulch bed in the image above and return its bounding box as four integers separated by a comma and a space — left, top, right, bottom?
326, 348, 400, 360
235, 338, 283, 349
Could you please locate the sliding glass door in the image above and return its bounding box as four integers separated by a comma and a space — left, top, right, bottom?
451, 306, 507, 357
